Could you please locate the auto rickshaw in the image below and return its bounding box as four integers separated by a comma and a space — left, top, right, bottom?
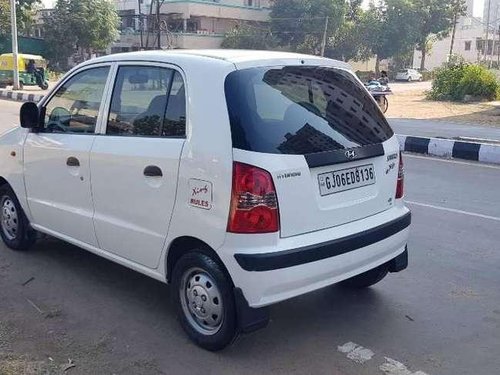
0, 53, 49, 90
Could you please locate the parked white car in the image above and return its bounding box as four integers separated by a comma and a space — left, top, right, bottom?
395, 68, 423, 82
0, 50, 410, 351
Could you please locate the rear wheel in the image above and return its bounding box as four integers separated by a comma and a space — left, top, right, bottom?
40, 81, 49, 90
0, 186, 36, 251
341, 264, 388, 288
172, 251, 238, 351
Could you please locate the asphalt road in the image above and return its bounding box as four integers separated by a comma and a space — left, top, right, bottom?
1, 96, 499, 374
389, 118, 500, 142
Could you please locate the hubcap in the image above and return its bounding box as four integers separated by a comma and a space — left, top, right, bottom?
1, 197, 19, 241
180, 267, 224, 335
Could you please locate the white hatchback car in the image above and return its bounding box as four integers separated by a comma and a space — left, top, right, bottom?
395, 68, 423, 82
0, 50, 410, 351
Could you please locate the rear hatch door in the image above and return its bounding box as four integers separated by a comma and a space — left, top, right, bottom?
226, 65, 399, 238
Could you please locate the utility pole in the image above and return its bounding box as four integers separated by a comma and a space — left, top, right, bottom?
9, 0, 20, 90
497, 24, 500, 66
484, 0, 492, 62
320, 16, 329, 57
449, 5, 459, 59
138, 0, 144, 49
156, 0, 161, 49
494, 4, 500, 68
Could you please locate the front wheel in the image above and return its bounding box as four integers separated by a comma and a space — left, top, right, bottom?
340, 264, 388, 289
40, 81, 49, 90
407, 77, 412, 82
0, 186, 36, 251
172, 251, 238, 351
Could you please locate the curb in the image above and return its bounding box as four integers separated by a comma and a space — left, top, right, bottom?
397, 134, 500, 165
0, 89, 44, 103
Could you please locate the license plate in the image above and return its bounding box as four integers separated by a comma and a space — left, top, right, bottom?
318, 164, 375, 196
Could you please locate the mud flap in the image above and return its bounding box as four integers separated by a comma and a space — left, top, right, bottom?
233, 288, 269, 334
388, 246, 408, 273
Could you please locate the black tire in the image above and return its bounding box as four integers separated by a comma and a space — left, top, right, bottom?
407, 77, 412, 82
0, 185, 36, 251
40, 81, 49, 90
172, 251, 238, 351
341, 264, 389, 289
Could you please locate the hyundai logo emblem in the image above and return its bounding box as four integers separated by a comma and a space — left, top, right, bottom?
345, 149, 356, 159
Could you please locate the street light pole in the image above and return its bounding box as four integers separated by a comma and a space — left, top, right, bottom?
9, 0, 20, 90
484, 0, 492, 63
156, 0, 161, 49
320, 16, 329, 57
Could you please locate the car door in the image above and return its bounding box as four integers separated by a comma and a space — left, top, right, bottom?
90, 64, 186, 268
24, 65, 112, 246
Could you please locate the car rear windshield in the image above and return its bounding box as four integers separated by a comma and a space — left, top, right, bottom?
225, 66, 393, 155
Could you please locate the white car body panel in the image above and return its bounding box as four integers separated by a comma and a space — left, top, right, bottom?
90, 136, 185, 268
0, 50, 411, 310
24, 133, 99, 246
0, 127, 30, 213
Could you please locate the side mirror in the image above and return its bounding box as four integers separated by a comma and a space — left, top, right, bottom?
20, 102, 41, 129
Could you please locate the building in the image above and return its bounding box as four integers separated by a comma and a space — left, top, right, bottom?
112, 0, 271, 52
413, 16, 485, 70
32, 8, 55, 39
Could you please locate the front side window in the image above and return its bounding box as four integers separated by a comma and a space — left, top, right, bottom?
107, 66, 186, 137
43, 67, 110, 134
225, 66, 393, 155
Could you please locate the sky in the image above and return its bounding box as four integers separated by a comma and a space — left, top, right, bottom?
40, 0, 486, 18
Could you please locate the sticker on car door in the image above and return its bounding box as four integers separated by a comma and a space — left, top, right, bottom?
188, 179, 213, 210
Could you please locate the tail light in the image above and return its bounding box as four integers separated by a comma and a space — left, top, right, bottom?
395, 151, 404, 199
227, 162, 279, 234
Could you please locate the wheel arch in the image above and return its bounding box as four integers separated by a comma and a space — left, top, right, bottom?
165, 236, 230, 284
0, 176, 9, 188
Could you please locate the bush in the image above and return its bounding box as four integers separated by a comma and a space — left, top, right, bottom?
428, 63, 500, 102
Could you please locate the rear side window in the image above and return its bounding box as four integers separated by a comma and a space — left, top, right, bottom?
107, 66, 186, 137
225, 66, 393, 155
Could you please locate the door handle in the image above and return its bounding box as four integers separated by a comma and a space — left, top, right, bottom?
143, 165, 163, 177
66, 156, 80, 167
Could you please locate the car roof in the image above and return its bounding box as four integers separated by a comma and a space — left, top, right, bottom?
84, 49, 351, 70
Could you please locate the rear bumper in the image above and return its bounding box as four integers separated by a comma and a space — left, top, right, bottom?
235, 212, 410, 272
219, 206, 411, 308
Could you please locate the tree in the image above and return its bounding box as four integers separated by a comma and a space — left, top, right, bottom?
449, 0, 467, 56
366, 0, 420, 73
270, 0, 346, 55
221, 23, 276, 50
326, 0, 373, 62
413, 0, 466, 70
0, 0, 40, 36
0, 0, 9, 35
44, 0, 119, 68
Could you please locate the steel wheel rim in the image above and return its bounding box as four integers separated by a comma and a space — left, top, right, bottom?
179, 267, 224, 335
1, 196, 19, 241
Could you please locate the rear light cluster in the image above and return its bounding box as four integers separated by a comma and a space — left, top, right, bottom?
227, 162, 280, 234
395, 151, 404, 199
